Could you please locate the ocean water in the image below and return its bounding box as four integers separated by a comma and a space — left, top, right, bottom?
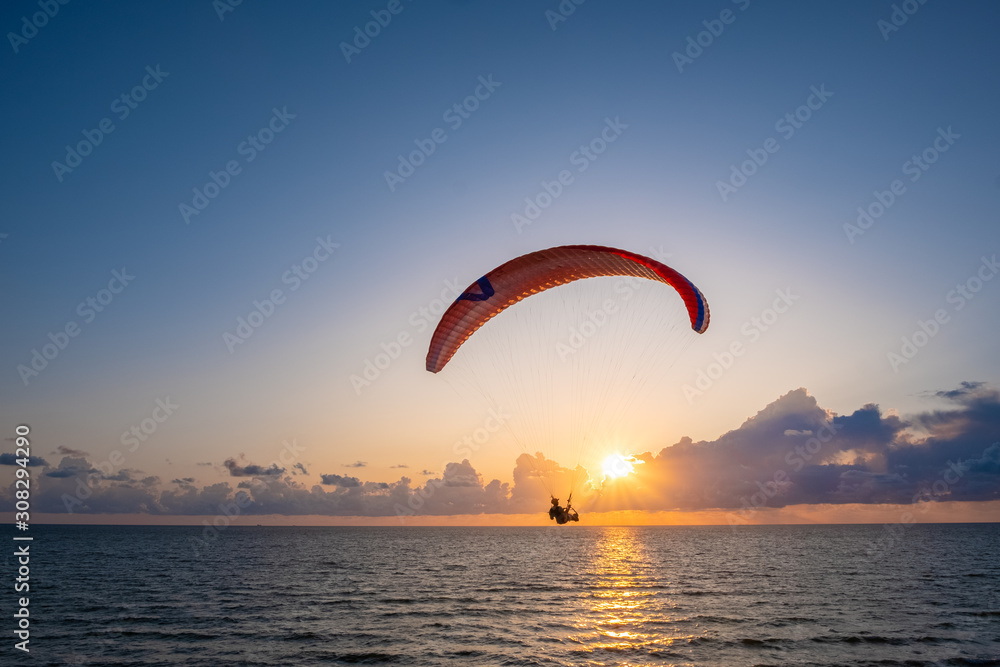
4, 523, 999, 666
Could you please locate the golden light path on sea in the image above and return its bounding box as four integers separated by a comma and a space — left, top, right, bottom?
569, 528, 697, 659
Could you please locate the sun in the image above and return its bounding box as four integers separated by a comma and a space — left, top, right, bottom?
602, 453, 636, 479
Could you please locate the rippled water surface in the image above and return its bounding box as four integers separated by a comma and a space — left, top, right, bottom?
8, 524, 1000, 666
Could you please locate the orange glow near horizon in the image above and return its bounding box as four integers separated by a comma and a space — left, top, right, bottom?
17, 501, 1000, 527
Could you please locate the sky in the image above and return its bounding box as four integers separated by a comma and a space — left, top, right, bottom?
1, 0, 998, 525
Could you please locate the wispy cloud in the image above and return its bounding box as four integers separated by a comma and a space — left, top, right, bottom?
54, 445, 88, 457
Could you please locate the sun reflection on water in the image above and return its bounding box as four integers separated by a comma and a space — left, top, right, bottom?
567, 528, 699, 661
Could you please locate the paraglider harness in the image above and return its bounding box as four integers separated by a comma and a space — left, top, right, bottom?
549, 495, 579, 525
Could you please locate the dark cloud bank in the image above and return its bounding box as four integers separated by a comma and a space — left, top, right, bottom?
3, 384, 997, 517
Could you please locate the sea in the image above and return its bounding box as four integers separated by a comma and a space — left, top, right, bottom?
4, 523, 999, 666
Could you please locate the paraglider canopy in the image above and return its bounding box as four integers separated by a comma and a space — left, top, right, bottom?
426, 245, 709, 374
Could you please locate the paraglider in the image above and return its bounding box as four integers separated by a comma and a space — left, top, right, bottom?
425, 244, 710, 523
548, 497, 579, 524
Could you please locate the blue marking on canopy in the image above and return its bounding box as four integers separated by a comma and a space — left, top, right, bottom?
456, 276, 494, 302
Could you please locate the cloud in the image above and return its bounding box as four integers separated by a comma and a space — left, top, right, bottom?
2, 385, 997, 518
403, 460, 511, 516
390, 464, 409, 469
929, 380, 988, 402
44, 469, 81, 478
320, 474, 361, 487
292, 462, 308, 475
171, 478, 198, 491
507, 453, 582, 513
420, 469, 436, 476
196, 462, 213, 467
54, 445, 88, 457
223, 456, 284, 477
0, 454, 511, 517
42, 456, 95, 479
585, 386, 1000, 515
344, 461, 367, 468
0, 453, 48, 467
101, 469, 142, 482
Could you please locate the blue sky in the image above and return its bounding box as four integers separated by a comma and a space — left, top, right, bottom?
1, 1, 998, 520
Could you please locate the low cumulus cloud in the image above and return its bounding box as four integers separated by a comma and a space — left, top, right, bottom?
42, 456, 95, 479
344, 461, 367, 468
320, 474, 361, 487
223, 456, 284, 477
2, 385, 997, 517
